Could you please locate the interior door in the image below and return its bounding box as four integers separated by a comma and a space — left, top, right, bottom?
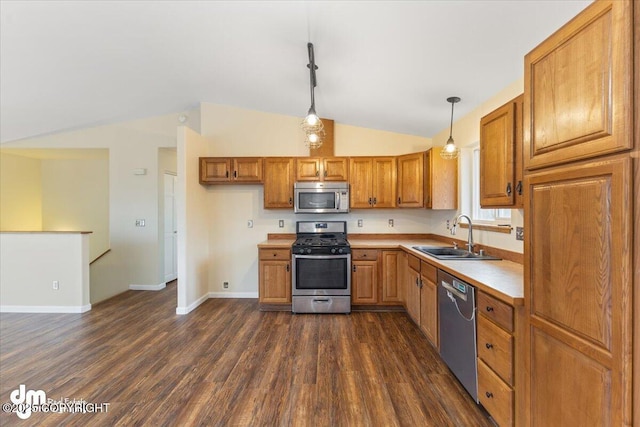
164, 173, 177, 282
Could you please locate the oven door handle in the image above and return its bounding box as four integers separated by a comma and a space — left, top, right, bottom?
292, 254, 351, 260
313, 298, 331, 303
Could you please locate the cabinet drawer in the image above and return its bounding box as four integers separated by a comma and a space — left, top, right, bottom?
351, 249, 379, 261
477, 292, 513, 332
420, 261, 437, 283
259, 249, 290, 261
478, 359, 513, 427
407, 254, 420, 273
477, 315, 514, 386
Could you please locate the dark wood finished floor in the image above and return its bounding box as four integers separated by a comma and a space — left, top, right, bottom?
0, 283, 494, 426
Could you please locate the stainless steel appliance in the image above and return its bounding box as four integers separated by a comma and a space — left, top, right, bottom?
438, 269, 478, 403
292, 221, 351, 313
293, 182, 349, 214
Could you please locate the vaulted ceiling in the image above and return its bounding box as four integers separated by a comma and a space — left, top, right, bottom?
0, 1, 591, 143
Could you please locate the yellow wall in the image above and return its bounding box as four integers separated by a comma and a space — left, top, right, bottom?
0, 152, 42, 231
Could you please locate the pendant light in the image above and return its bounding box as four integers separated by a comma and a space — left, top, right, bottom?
440, 96, 461, 160
301, 42, 324, 148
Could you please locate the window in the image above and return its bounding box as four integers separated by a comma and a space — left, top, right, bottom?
471, 147, 511, 223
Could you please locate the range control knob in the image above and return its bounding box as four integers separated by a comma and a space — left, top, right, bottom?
298, 248, 305, 254
306, 248, 312, 254
338, 248, 344, 254
331, 248, 337, 254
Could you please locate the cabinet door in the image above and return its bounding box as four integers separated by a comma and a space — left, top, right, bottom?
322, 157, 349, 181
372, 157, 397, 208
296, 158, 322, 181
200, 158, 231, 183
259, 260, 291, 303
480, 99, 516, 207
381, 250, 401, 303
425, 149, 458, 210
523, 0, 633, 170
405, 260, 421, 325
233, 158, 263, 183
263, 158, 294, 209
524, 156, 632, 426
420, 262, 438, 347
349, 158, 373, 208
397, 152, 424, 207
351, 261, 378, 304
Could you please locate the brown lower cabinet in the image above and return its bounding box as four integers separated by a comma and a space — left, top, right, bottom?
258, 248, 291, 304
404, 254, 438, 349
477, 291, 517, 426
351, 249, 403, 306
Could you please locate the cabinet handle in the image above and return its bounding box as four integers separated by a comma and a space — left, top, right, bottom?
516, 180, 523, 195
316, 171, 319, 177
353, 265, 357, 272
506, 182, 512, 196
233, 170, 237, 178
289, 197, 293, 205
373, 197, 377, 205
485, 392, 493, 399
273, 253, 277, 257
226, 171, 229, 178
398, 197, 401, 204
486, 306, 494, 312
415, 277, 419, 287
286, 264, 290, 272
369, 197, 373, 205
485, 343, 493, 349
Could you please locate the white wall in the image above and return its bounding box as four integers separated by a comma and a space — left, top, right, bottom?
1, 112, 196, 303
41, 157, 110, 261
177, 127, 210, 313
0, 232, 91, 313
0, 152, 42, 230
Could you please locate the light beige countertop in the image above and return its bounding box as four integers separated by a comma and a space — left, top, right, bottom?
258, 237, 524, 306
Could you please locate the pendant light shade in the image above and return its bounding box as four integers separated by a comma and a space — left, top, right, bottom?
440, 96, 461, 160
301, 43, 324, 148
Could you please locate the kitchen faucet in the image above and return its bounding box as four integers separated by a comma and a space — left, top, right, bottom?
451, 214, 474, 254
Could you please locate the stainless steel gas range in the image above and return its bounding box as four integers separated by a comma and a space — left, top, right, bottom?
291, 221, 351, 314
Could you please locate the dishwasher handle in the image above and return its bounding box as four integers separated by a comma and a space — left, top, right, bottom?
441, 279, 468, 302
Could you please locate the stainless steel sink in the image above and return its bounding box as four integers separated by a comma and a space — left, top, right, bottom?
412, 246, 501, 261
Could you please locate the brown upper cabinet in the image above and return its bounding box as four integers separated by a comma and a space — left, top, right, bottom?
424, 149, 458, 210
349, 157, 397, 209
263, 157, 295, 209
295, 157, 349, 181
200, 157, 263, 184
523, 0, 633, 170
480, 94, 524, 208
396, 152, 424, 208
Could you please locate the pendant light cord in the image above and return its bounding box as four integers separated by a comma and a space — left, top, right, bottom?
448, 101, 454, 140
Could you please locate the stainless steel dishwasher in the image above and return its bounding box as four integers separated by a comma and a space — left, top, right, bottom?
438, 269, 478, 403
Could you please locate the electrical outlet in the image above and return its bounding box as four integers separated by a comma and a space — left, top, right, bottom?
446, 220, 450, 230
278, 220, 284, 228
223, 282, 229, 289
52, 280, 59, 290
247, 220, 253, 228
516, 226, 524, 241
135, 219, 145, 227
388, 219, 394, 227
357, 219, 363, 227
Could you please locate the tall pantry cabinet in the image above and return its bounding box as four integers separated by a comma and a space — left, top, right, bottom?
521, 1, 636, 426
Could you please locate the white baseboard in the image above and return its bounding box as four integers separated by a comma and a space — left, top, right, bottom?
0, 304, 92, 313
175, 292, 208, 315
208, 291, 258, 298
129, 282, 166, 291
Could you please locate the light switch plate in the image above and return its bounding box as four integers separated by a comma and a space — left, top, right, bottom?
135, 219, 145, 227
278, 220, 284, 228
516, 226, 524, 241
357, 219, 363, 227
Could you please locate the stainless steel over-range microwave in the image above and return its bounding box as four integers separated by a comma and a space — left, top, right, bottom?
293, 182, 350, 214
